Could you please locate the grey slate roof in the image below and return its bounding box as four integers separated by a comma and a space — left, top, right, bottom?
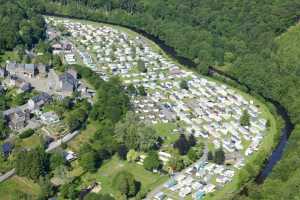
24, 64, 36, 74
31, 92, 52, 103
59, 72, 78, 91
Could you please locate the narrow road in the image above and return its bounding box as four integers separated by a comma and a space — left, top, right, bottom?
0, 169, 16, 183
46, 130, 79, 152
146, 145, 208, 200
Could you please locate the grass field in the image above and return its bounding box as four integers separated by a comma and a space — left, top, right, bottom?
15, 134, 42, 149
80, 156, 168, 196
153, 122, 179, 145
0, 176, 40, 200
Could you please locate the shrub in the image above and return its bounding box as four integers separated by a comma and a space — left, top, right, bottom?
19, 129, 35, 139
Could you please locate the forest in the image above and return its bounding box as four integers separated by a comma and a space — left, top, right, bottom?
1, 0, 300, 199
0, 0, 46, 52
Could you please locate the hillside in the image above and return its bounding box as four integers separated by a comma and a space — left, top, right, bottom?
234, 23, 300, 200
275, 23, 300, 76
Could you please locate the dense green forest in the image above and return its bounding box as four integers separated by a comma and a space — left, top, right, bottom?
0, 0, 46, 52
2, 0, 300, 199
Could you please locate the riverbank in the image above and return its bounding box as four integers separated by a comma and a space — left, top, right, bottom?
208, 67, 294, 181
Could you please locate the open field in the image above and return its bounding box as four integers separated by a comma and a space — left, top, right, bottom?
153, 122, 179, 145
15, 134, 42, 149
0, 176, 40, 200
80, 156, 168, 196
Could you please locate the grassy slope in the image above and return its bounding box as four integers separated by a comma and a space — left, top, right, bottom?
275, 23, 300, 70
0, 176, 40, 200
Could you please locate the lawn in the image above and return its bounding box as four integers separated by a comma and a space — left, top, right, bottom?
81, 156, 168, 196
15, 134, 42, 149
153, 122, 179, 145
0, 176, 40, 200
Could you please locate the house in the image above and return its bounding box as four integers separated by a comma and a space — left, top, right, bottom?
59, 72, 78, 93
179, 187, 192, 197
0, 85, 4, 95
2, 142, 13, 157
154, 192, 166, 200
24, 64, 37, 77
6, 61, 18, 75
27, 92, 52, 111
52, 43, 63, 54
20, 82, 32, 93
158, 151, 172, 164
40, 112, 59, 124
0, 67, 6, 78
64, 150, 78, 162
37, 64, 48, 77
52, 43, 63, 50
65, 54, 76, 64
3, 108, 30, 130
194, 191, 205, 200
67, 69, 78, 79
6, 62, 41, 77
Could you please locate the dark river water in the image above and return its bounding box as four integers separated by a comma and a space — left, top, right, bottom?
47, 13, 295, 183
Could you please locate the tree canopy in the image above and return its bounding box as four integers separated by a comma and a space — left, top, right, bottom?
112, 171, 139, 197
143, 151, 161, 171
0, 0, 45, 52
15, 147, 50, 181
115, 111, 159, 151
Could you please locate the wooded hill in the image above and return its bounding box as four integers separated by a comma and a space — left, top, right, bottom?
0, 0, 46, 52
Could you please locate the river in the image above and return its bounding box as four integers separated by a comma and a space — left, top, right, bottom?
46, 13, 295, 183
